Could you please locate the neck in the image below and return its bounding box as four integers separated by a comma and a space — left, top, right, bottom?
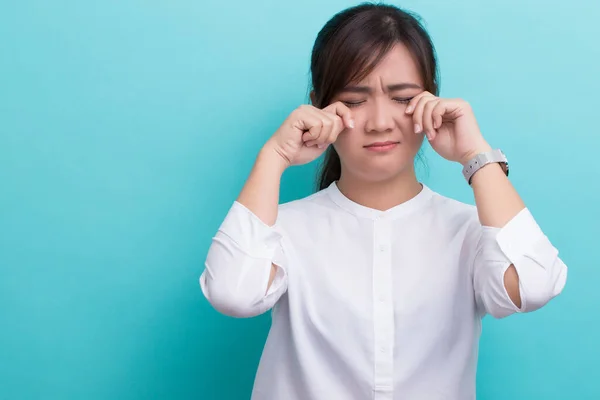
336, 168, 422, 211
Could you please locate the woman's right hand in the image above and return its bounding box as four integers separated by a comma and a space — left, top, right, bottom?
266, 102, 354, 167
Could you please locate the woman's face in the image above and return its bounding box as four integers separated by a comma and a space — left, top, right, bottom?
330, 43, 425, 183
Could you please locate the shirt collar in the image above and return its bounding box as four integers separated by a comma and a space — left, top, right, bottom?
325, 181, 434, 220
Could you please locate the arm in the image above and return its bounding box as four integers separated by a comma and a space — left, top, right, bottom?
465, 149, 568, 318
200, 144, 289, 318
465, 147, 525, 307
200, 102, 353, 317
404, 93, 567, 318
237, 143, 289, 292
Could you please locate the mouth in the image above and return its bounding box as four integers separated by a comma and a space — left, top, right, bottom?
364, 141, 400, 152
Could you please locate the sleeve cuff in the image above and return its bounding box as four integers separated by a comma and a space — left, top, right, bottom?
492, 207, 555, 266
218, 201, 283, 259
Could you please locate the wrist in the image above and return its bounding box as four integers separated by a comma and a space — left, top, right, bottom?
469, 161, 506, 187
459, 143, 493, 166
259, 141, 291, 174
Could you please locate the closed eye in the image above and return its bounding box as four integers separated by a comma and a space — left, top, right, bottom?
342, 96, 415, 108
394, 96, 415, 104
342, 101, 365, 108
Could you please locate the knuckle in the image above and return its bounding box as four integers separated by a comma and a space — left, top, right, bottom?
426, 99, 439, 111
334, 101, 349, 113
297, 104, 311, 114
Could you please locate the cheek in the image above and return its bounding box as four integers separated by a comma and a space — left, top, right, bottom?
404, 129, 424, 147
398, 115, 414, 131
333, 130, 360, 157
396, 116, 423, 147
404, 135, 425, 158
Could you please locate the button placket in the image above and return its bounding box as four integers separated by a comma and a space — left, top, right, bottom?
372, 216, 394, 392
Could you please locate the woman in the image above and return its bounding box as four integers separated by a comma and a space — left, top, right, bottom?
200, 3, 567, 399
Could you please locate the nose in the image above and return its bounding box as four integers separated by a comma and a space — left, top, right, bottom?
364, 99, 396, 134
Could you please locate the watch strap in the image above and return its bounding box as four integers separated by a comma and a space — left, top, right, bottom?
462, 149, 509, 184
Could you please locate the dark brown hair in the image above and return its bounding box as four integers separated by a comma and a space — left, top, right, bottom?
311, 3, 439, 191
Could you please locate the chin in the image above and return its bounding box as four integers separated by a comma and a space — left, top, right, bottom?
337, 147, 416, 182
350, 163, 411, 183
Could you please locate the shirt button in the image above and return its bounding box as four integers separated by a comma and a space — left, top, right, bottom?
379, 244, 387, 252
378, 295, 386, 303
380, 347, 386, 353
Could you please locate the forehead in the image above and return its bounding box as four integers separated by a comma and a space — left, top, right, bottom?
356, 43, 422, 87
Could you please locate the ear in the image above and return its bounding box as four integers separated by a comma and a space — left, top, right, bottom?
309, 90, 316, 106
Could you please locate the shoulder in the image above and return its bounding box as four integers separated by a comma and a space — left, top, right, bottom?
427, 188, 480, 227
420, 189, 484, 250
276, 188, 334, 225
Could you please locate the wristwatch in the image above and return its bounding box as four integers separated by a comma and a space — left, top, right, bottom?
462, 149, 509, 185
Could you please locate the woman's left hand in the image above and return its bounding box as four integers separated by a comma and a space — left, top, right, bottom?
405, 92, 492, 165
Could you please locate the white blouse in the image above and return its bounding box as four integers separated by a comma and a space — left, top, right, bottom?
200, 182, 567, 400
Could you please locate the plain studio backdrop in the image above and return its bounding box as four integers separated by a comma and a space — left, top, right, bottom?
1, 0, 599, 399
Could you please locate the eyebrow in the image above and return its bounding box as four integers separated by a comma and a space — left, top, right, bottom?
340, 83, 422, 94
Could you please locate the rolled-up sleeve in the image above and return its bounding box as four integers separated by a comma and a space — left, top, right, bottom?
200, 201, 288, 318
473, 208, 568, 319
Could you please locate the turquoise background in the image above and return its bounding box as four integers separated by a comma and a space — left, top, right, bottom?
1, 0, 598, 398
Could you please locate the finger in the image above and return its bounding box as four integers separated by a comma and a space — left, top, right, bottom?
304, 139, 328, 148
323, 101, 355, 129
422, 98, 441, 141
317, 112, 338, 145
302, 107, 335, 145
296, 107, 325, 143
411, 93, 436, 135
404, 91, 431, 115
327, 114, 345, 143
302, 128, 320, 143
307, 112, 342, 148
431, 100, 447, 131
317, 112, 344, 146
